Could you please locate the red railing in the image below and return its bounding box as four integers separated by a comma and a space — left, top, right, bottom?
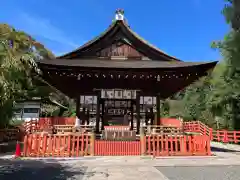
160, 118, 183, 128
23, 118, 75, 133
94, 140, 141, 156
183, 121, 240, 144
23, 134, 91, 157
38, 117, 75, 127
144, 135, 211, 156
22, 133, 211, 157
23, 117, 240, 144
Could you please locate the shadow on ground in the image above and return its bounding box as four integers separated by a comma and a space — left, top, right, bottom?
0, 159, 87, 180
211, 146, 240, 153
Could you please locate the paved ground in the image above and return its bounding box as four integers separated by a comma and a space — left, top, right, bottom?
1, 154, 240, 180
157, 166, 240, 180
1, 142, 240, 179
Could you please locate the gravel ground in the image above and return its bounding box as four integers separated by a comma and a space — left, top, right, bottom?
156, 166, 240, 180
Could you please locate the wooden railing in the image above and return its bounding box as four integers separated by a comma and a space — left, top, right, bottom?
38, 117, 75, 126
183, 121, 240, 144
95, 140, 141, 156
102, 126, 136, 141
22, 133, 211, 157
144, 135, 211, 156
23, 117, 240, 144
23, 134, 91, 157
144, 125, 183, 135
54, 125, 94, 134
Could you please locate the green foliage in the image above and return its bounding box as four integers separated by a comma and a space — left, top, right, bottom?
0, 23, 71, 127
173, 0, 240, 130
160, 100, 170, 117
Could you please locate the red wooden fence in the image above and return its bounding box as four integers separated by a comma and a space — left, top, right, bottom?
22, 133, 211, 157
94, 140, 141, 156
38, 117, 75, 127
144, 135, 211, 156
183, 121, 240, 143
160, 118, 182, 128
23, 134, 91, 157
23, 118, 240, 144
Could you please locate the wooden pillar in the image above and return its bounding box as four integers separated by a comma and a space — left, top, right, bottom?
76, 95, 80, 119
156, 94, 161, 125
95, 91, 100, 133
90, 129, 95, 156
130, 100, 134, 130
140, 126, 145, 156
136, 92, 140, 134
101, 100, 105, 130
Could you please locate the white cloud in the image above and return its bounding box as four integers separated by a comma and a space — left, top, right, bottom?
16, 12, 80, 48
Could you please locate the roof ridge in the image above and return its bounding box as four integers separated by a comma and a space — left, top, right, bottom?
57, 21, 118, 59
121, 21, 180, 61
57, 20, 181, 61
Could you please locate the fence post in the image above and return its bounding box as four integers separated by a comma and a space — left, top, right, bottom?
180, 136, 186, 154
223, 130, 228, 143
203, 127, 206, 135
206, 136, 211, 155
23, 135, 28, 156
217, 131, 220, 142
90, 130, 95, 156
140, 127, 145, 156
234, 131, 237, 144
209, 128, 213, 141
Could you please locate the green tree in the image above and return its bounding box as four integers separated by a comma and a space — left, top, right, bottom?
207, 0, 240, 130
0, 24, 58, 127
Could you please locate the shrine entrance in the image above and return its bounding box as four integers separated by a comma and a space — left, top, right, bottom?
77, 89, 160, 133
100, 89, 137, 130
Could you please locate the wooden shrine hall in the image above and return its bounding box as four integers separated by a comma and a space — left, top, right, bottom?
37, 9, 217, 134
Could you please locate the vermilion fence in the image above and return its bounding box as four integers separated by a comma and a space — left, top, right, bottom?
22, 133, 211, 157
38, 117, 75, 127
144, 135, 211, 156
94, 140, 141, 156
22, 118, 240, 144
183, 121, 240, 143
160, 118, 182, 128
23, 134, 91, 157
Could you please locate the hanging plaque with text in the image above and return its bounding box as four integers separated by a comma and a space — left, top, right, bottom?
101, 89, 136, 99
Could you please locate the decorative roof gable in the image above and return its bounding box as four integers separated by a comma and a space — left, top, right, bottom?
57, 10, 180, 61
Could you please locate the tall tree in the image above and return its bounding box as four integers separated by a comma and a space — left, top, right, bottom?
208, 0, 240, 130
0, 24, 59, 127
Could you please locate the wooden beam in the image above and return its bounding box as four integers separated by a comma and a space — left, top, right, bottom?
156, 94, 161, 125
136, 92, 140, 134
95, 91, 100, 133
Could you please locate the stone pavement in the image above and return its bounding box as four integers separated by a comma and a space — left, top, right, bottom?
2, 155, 240, 180
211, 141, 240, 152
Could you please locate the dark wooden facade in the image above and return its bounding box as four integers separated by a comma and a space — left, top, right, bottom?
37, 11, 217, 133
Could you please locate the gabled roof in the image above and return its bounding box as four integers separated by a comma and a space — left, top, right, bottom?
57, 20, 181, 61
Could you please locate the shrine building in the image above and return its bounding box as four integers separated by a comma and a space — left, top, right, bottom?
37, 9, 217, 134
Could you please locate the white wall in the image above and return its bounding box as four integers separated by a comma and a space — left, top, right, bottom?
13, 101, 41, 121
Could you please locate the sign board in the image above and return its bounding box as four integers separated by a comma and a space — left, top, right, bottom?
101, 89, 136, 99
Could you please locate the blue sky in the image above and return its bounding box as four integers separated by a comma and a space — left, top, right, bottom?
1, 0, 229, 61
